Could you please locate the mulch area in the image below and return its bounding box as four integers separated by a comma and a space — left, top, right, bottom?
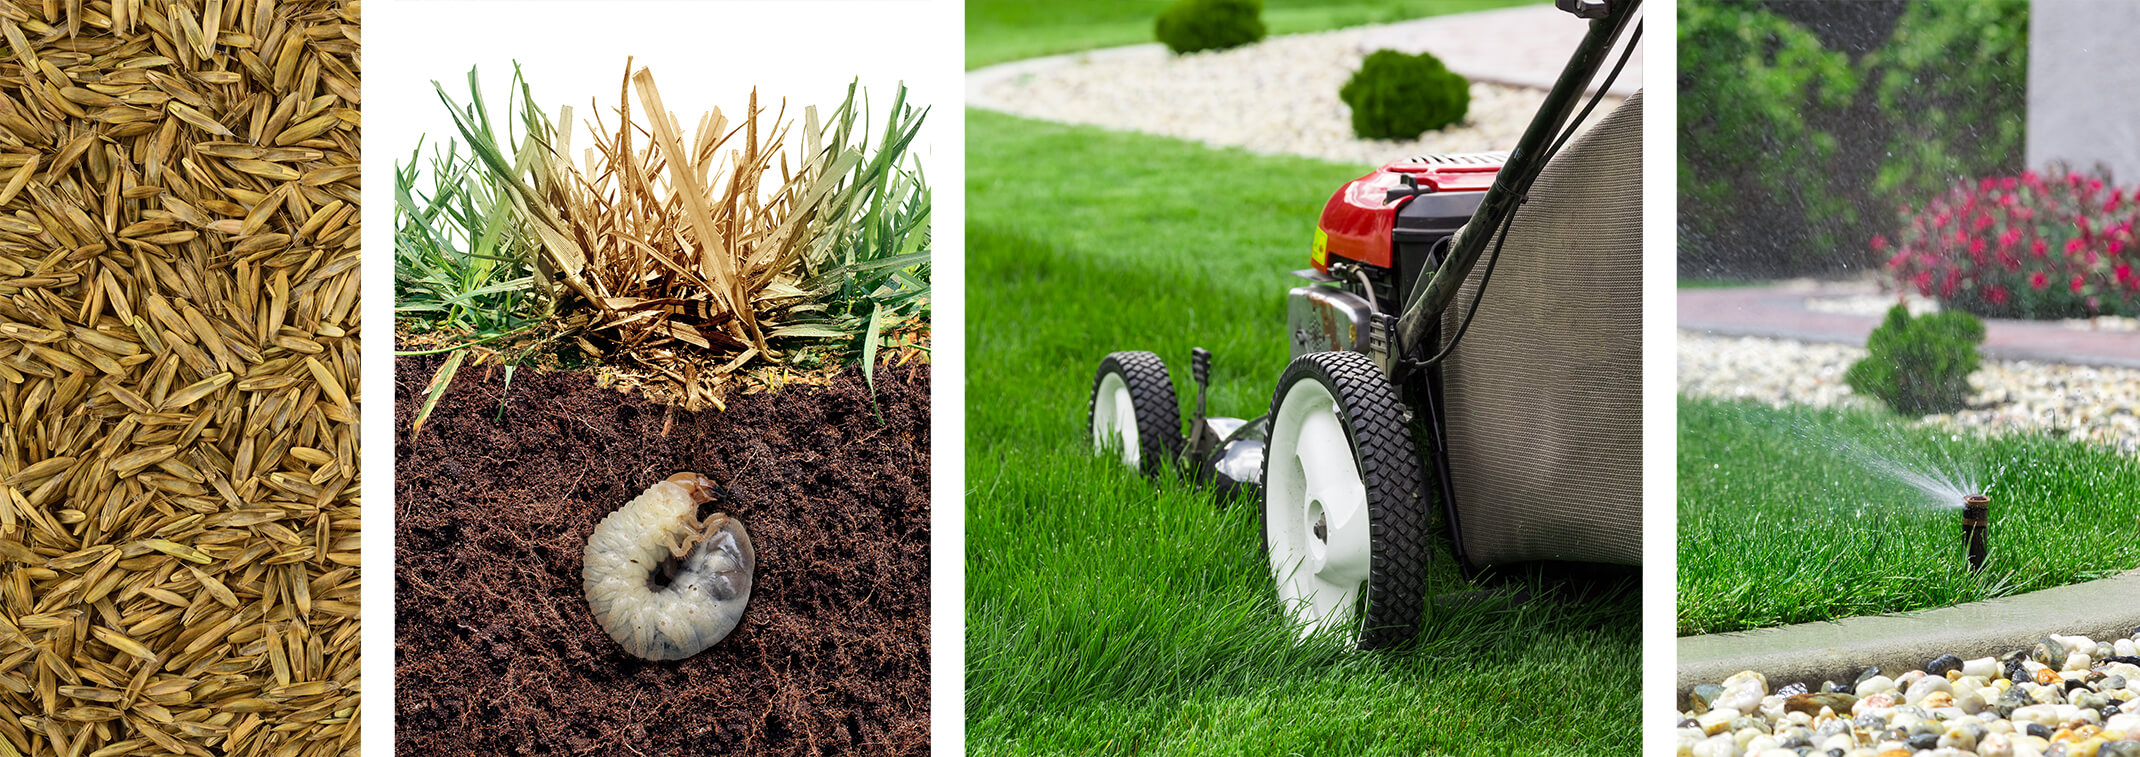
393, 354, 930, 755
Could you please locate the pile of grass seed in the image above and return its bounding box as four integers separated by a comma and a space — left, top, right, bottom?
0, 1, 361, 755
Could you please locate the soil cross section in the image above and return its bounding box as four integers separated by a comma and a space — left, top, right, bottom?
394, 355, 930, 755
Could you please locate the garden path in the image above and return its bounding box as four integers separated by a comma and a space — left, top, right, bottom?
1680, 282, 2140, 370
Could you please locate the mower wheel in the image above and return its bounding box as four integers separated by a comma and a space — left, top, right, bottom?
1089, 351, 1184, 475
1261, 350, 1428, 650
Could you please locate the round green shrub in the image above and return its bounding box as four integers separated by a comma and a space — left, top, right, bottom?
1339, 50, 1470, 140
1844, 304, 1984, 416
1154, 0, 1265, 55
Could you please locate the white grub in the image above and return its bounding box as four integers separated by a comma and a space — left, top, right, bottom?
582, 473, 755, 661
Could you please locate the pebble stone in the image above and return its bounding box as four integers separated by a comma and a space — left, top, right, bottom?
977, 26, 1624, 166
1680, 631, 2140, 756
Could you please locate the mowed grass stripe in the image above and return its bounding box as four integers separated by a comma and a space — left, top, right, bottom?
967, 109, 1638, 755
1678, 396, 2140, 636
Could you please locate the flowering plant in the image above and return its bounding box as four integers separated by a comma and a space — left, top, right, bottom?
1881, 168, 2140, 319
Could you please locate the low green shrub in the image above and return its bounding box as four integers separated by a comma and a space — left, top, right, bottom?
1339, 49, 1469, 140
1845, 304, 1985, 416
1154, 0, 1265, 55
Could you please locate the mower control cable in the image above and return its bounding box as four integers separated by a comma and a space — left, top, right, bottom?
1350, 266, 1380, 313
1406, 19, 1643, 370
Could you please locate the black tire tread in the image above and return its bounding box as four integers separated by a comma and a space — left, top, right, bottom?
1091, 351, 1183, 476
1262, 350, 1429, 650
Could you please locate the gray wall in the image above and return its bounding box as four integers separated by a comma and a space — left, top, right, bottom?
2029, 0, 2140, 181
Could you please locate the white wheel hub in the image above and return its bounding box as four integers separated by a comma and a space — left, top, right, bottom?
1091, 372, 1140, 468
1265, 377, 1373, 638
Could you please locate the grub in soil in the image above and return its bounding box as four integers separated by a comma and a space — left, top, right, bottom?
393, 354, 930, 756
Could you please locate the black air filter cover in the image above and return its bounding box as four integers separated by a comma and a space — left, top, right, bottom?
1393, 191, 1487, 307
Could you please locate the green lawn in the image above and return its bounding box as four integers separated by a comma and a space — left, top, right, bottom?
966, 0, 1532, 69
1678, 396, 2140, 636
966, 108, 1640, 755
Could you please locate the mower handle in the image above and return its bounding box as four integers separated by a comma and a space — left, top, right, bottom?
1392, 0, 1641, 358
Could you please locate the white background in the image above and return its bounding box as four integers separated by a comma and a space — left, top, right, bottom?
1640, 7, 1679, 755
370, 2, 946, 182
356, 0, 966, 752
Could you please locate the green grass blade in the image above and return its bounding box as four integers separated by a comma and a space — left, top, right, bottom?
861, 301, 883, 394
496, 363, 517, 421
411, 350, 467, 437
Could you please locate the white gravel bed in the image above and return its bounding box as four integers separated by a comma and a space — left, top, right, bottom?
1680, 332, 2140, 454
1678, 633, 2140, 757
975, 27, 1622, 166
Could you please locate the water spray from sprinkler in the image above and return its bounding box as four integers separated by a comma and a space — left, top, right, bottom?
1962, 494, 1990, 573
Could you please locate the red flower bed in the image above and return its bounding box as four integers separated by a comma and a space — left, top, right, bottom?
1882, 169, 2140, 319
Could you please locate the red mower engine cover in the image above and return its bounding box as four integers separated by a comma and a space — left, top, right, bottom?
1314, 152, 1505, 271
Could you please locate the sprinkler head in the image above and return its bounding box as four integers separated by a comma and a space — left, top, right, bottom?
1961, 494, 1990, 573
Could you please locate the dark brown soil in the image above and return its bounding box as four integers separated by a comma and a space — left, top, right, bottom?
394, 354, 930, 756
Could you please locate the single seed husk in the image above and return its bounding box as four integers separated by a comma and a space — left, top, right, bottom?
0, 1, 362, 754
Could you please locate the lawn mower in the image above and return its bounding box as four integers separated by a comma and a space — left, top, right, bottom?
1088, 0, 1644, 650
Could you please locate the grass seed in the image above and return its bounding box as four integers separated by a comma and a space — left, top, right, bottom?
0, 0, 361, 753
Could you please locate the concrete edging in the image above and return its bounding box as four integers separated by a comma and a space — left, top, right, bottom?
1677, 569, 2140, 703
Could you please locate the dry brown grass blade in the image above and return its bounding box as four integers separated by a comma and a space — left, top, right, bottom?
629, 69, 748, 342
545, 67, 795, 363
